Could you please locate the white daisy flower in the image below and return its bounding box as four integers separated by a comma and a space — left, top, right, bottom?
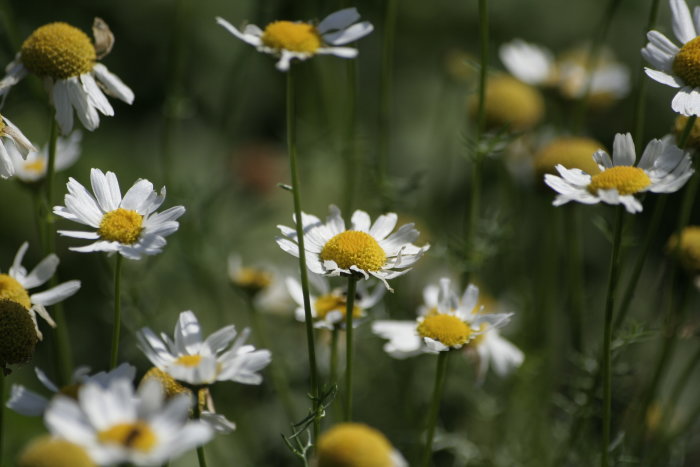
544, 133, 694, 214
44, 376, 213, 466
276, 205, 429, 292
0, 114, 37, 179
137, 310, 272, 386
0, 242, 81, 339
0, 19, 134, 134
7, 363, 135, 417
7, 131, 81, 183
642, 0, 700, 115
285, 273, 385, 330
52, 168, 185, 260
500, 39, 629, 102
372, 278, 513, 357
471, 328, 525, 381
216, 7, 374, 71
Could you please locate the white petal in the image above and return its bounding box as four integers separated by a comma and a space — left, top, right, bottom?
317, 8, 361, 34
81, 73, 113, 116
645, 68, 683, 88
216, 17, 263, 46
6, 385, 48, 416
499, 39, 554, 85
92, 63, 134, 104
323, 21, 373, 45
66, 77, 99, 131
672, 86, 700, 116
30, 280, 81, 306
612, 133, 636, 166
52, 80, 74, 135
671, 0, 697, 44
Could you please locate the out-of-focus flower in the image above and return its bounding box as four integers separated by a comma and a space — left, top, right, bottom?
8, 131, 81, 184
18, 435, 96, 467
316, 423, 407, 467
533, 137, 604, 177
0, 242, 80, 339
500, 39, 629, 106
228, 254, 273, 297
7, 363, 135, 417
544, 133, 694, 213
217, 7, 373, 71
469, 74, 545, 131
232, 142, 287, 196
53, 168, 185, 260
642, 0, 700, 116
0, 114, 36, 179
673, 115, 700, 149
285, 273, 384, 330
0, 19, 133, 134
372, 278, 512, 357
668, 226, 700, 287
44, 377, 213, 466
137, 310, 271, 386
0, 299, 38, 372
276, 205, 429, 292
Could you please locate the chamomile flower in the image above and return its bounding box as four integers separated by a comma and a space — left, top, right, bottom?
216, 7, 373, 71
544, 133, 694, 213
316, 423, 408, 467
53, 168, 185, 260
7, 131, 81, 184
7, 363, 135, 417
533, 136, 604, 177
18, 436, 95, 467
276, 205, 429, 292
44, 377, 213, 466
1, 242, 80, 339
0, 19, 134, 134
0, 114, 37, 179
372, 278, 513, 358
285, 273, 385, 330
642, 0, 700, 116
470, 74, 545, 131
137, 310, 271, 386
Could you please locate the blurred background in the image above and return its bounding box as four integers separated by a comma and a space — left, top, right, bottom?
0, 0, 699, 465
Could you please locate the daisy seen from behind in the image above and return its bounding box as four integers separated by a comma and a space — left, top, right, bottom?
53, 168, 185, 260
286, 272, 384, 330
642, 0, 700, 115
544, 133, 693, 213
44, 376, 213, 466
7, 131, 81, 184
276, 205, 429, 292
0, 114, 37, 179
372, 278, 513, 358
216, 7, 373, 71
0, 242, 80, 339
0, 18, 134, 134
137, 310, 272, 386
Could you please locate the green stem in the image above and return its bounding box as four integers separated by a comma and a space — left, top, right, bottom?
330, 327, 339, 385
601, 206, 625, 467
0, 370, 4, 466
475, 0, 488, 139
109, 254, 123, 369
377, 0, 398, 209
193, 399, 208, 467
421, 351, 449, 467
632, 0, 662, 147
343, 275, 357, 422
660, 340, 700, 433
287, 69, 320, 440
565, 208, 584, 353
342, 59, 358, 214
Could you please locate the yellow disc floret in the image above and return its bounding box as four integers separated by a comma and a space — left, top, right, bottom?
317, 423, 395, 467
673, 36, 700, 88
417, 314, 473, 348
97, 422, 157, 453
24, 159, 47, 174
98, 208, 144, 244
21, 22, 96, 79
18, 436, 96, 467
587, 166, 651, 195
0, 299, 38, 368
534, 137, 603, 176
231, 267, 272, 294
141, 367, 207, 409
0, 274, 32, 309
320, 231, 387, 271
668, 226, 700, 272
314, 294, 362, 321
674, 115, 700, 150
0, 116, 6, 135
261, 21, 322, 54
176, 354, 202, 367
470, 74, 544, 131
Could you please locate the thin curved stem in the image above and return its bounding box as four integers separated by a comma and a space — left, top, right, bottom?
287, 69, 320, 440
421, 351, 449, 467
193, 399, 208, 467
632, 0, 662, 148
343, 275, 357, 421
109, 254, 123, 369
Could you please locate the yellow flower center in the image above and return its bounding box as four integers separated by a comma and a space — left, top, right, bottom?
18, 435, 96, 467
21, 22, 96, 79
587, 166, 651, 196
417, 314, 473, 348
59, 383, 82, 399
261, 21, 322, 53
317, 423, 394, 467
674, 115, 700, 150
175, 354, 202, 367
141, 367, 207, 409
0, 274, 31, 309
472, 74, 544, 131
0, 116, 6, 135
0, 299, 38, 367
24, 159, 46, 174
320, 231, 387, 271
97, 421, 157, 453
314, 294, 362, 321
668, 225, 700, 272
673, 36, 700, 88
232, 267, 272, 293
534, 137, 603, 176
98, 208, 144, 244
